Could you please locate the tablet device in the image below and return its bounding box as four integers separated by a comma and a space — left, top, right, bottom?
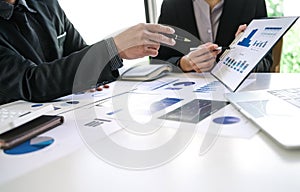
211, 16, 299, 92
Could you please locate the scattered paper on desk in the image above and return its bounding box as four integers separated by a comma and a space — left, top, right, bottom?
0, 112, 85, 184
197, 104, 259, 139
96, 92, 259, 139
127, 78, 180, 92
130, 76, 229, 100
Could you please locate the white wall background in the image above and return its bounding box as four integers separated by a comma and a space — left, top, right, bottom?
283, 0, 300, 16
59, 0, 300, 43
59, 0, 146, 44
58, 0, 148, 66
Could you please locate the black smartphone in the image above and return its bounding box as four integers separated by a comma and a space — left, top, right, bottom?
0, 115, 64, 150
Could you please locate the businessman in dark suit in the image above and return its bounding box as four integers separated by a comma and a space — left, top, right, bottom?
152, 0, 272, 73
0, 0, 176, 104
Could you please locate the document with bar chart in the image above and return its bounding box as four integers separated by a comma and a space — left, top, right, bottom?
211, 16, 299, 92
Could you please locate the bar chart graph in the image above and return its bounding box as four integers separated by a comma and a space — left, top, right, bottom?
237, 29, 258, 47
252, 40, 268, 48
222, 57, 249, 74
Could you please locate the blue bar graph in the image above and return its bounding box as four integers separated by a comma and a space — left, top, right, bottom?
223, 57, 249, 73
253, 40, 268, 48
237, 29, 258, 47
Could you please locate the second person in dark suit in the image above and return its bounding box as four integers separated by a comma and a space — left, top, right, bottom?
152, 0, 272, 73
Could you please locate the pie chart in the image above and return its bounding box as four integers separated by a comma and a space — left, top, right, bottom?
4, 136, 54, 155
173, 81, 195, 86
213, 116, 240, 125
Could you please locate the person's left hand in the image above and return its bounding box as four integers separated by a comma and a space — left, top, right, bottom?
179, 43, 220, 73
113, 23, 176, 59
235, 24, 247, 37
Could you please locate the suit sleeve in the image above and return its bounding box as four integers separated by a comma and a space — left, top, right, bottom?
0, 0, 121, 104
0, 40, 119, 104
59, 3, 87, 56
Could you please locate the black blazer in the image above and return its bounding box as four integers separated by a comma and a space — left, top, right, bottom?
0, 0, 119, 104
152, 0, 272, 72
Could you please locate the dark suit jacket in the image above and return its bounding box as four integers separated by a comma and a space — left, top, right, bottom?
152, 0, 272, 72
0, 0, 119, 104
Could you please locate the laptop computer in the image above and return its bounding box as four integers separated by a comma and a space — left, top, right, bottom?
226, 87, 300, 149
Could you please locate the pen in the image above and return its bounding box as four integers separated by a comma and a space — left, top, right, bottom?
164, 33, 191, 42
190, 46, 231, 51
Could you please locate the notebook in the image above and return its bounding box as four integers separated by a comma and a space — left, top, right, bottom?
211, 16, 299, 92
226, 87, 300, 149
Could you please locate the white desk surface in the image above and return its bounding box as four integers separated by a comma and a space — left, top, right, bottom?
1, 73, 300, 192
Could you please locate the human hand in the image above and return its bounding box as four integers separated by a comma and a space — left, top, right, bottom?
113, 23, 176, 59
179, 43, 220, 73
235, 24, 247, 37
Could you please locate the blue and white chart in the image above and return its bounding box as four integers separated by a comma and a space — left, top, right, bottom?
211, 16, 299, 91
4, 136, 54, 155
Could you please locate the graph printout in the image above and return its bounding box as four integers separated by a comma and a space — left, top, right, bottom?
211, 17, 299, 92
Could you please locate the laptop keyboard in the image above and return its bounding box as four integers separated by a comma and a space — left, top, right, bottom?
268, 88, 300, 108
